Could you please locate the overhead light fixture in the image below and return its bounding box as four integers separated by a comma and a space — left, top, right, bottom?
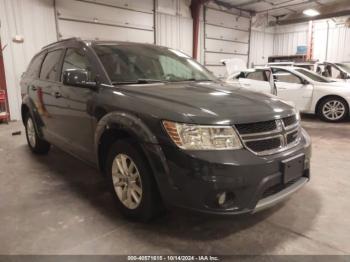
303, 9, 320, 17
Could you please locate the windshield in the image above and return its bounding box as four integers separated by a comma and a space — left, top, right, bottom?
335, 63, 350, 73
93, 44, 216, 84
294, 68, 332, 83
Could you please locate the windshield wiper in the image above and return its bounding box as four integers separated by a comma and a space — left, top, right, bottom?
112, 79, 166, 85
170, 78, 214, 82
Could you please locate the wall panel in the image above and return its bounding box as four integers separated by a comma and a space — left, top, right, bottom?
0, 0, 57, 120
155, 0, 193, 57
56, 0, 154, 43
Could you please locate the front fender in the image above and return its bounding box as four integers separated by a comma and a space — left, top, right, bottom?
95, 112, 175, 198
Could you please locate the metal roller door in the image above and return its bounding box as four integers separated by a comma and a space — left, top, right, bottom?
204, 6, 251, 77
55, 0, 155, 43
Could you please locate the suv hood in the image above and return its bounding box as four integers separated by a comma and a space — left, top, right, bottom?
118, 81, 296, 124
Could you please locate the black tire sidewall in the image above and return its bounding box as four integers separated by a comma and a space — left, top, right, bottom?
318, 97, 349, 122
106, 140, 161, 221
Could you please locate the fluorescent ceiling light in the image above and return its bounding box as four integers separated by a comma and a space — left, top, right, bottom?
303, 9, 320, 17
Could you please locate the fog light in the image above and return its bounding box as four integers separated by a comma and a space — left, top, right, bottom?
218, 192, 226, 206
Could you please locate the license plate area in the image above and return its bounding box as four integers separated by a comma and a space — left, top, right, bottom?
281, 154, 305, 184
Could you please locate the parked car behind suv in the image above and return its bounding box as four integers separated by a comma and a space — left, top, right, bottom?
21, 38, 311, 220
226, 66, 350, 122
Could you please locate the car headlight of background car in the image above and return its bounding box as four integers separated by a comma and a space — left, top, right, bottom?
163, 120, 242, 150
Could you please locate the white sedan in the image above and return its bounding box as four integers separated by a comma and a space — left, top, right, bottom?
225, 66, 350, 122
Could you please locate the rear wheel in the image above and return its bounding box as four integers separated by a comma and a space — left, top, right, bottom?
106, 140, 163, 221
24, 114, 51, 154
318, 97, 349, 122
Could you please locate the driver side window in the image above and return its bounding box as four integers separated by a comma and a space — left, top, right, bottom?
61, 48, 95, 83
273, 69, 302, 84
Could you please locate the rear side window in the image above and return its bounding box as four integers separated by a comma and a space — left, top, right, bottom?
40, 50, 63, 81
26, 53, 45, 78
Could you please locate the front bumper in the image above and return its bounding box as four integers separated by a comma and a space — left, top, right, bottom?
151, 128, 311, 215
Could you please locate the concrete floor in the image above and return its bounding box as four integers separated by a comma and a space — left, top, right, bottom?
0, 116, 349, 255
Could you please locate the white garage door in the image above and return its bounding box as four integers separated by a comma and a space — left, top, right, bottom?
204, 7, 251, 77
55, 0, 155, 43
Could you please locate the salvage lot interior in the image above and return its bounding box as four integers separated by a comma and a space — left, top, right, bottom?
1, 0, 350, 257
1, 117, 350, 254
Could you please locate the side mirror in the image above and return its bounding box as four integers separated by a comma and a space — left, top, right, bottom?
62, 69, 97, 88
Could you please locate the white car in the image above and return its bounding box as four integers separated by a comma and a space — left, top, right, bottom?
225, 66, 350, 122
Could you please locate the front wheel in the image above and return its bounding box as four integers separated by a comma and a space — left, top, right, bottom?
106, 140, 163, 221
318, 97, 349, 122
24, 114, 51, 154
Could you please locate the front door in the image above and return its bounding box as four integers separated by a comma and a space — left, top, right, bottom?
57, 47, 97, 162
272, 68, 312, 112
239, 69, 272, 94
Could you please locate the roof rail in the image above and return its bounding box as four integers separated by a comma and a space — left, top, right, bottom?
41, 37, 81, 50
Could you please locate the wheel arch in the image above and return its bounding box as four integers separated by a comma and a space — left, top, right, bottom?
315, 94, 350, 114
95, 112, 168, 181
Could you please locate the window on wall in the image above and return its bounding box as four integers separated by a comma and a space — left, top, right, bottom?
61, 48, 96, 82
40, 50, 64, 81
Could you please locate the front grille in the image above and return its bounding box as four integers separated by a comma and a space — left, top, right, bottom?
283, 115, 297, 127
287, 130, 299, 144
262, 177, 300, 199
246, 138, 281, 152
235, 115, 300, 155
235, 120, 276, 134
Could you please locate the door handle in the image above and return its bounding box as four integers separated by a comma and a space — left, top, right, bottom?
52, 91, 62, 98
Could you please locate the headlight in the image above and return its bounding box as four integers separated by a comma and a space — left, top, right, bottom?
162, 120, 242, 150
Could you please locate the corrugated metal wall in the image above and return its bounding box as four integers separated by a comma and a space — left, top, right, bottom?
313, 20, 350, 62
249, 29, 274, 67
271, 19, 350, 63
156, 0, 193, 57
273, 23, 308, 56
0, 0, 57, 120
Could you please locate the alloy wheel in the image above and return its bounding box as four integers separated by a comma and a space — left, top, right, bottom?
322, 100, 346, 121
111, 154, 143, 210
26, 118, 36, 148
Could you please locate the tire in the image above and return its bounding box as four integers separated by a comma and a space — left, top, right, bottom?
24, 113, 51, 154
317, 96, 349, 122
106, 140, 163, 221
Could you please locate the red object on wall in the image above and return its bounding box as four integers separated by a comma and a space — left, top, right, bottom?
0, 40, 10, 121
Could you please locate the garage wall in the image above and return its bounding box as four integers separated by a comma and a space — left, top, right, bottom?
0, 0, 57, 120
272, 19, 350, 63
249, 28, 274, 67
313, 19, 350, 62
56, 0, 154, 43
273, 23, 308, 56
155, 0, 193, 57
204, 2, 251, 77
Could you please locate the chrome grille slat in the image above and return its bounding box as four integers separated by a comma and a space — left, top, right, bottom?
234, 115, 300, 156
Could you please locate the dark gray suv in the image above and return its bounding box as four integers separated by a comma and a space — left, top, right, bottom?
20, 38, 311, 220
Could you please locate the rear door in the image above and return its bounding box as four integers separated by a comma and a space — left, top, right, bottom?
239, 69, 272, 94
36, 49, 65, 143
